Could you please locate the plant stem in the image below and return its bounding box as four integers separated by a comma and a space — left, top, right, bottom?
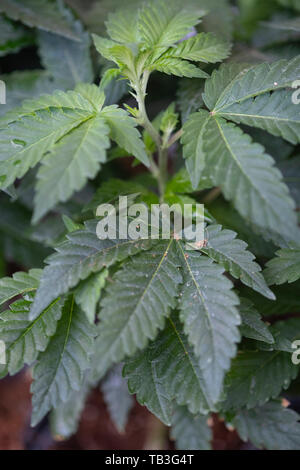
167, 128, 183, 148
203, 187, 222, 204
134, 72, 167, 202
158, 146, 168, 203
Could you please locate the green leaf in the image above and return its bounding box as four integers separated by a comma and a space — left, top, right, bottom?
198, 112, 299, 245
102, 364, 134, 433
148, 58, 209, 79
93, 239, 182, 380
0, 88, 95, 126
100, 106, 150, 167
199, 0, 233, 40
199, 224, 275, 299
233, 401, 300, 450
218, 89, 300, 145
171, 406, 212, 450
0, 15, 33, 57
75, 269, 109, 324
208, 199, 276, 259
0, 70, 59, 119
264, 247, 300, 285
84, 178, 156, 214
0, 0, 80, 40
31, 296, 95, 426
105, 44, 135, 70
74, 84, 106, 111
62, 215, 83, 233
241, 281, 300, 317
38, 16, 93, 91
50, 379, 90, 438
106, 6, 140, 44
124, 316, 213, 418
138, 0, 202, 58
166, 167, 212, 195
33, 116, 110, 221
260, 15, 300, 34
165, 33, 231, 64
92, 35, 118, 62
203, 62, 252, 111
124, 343, 174, 426
100, 68, 129, 106
160, 103, 178, 135
176, 78, 204, 123
256, 321, 295, 353
223, 350, 299, 411
0, 198, 51, 268
265, 318, 300, 352
206, 57, 300, 112
239, 298, 274, 344
0, 106, 93, 190
278, 156, 300, 206
181, 111, 211, 189
30, 220, 154, 321
177, 242, 240, 403
0, 269, 41, 307
0, 294, 62, 377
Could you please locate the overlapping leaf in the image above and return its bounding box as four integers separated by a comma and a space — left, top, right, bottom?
101, 364, 134, 433
30, 220, 154, 321
124, 337, 174, 426
264, 246, 300, 285
165, 33, 230, 64
181, 111, 211, 188
33, 116, 110, 222
0, 268, 41, 306
0, 0, 79, 40
0, 70, 57, 119
199, 224, 275, 299
31, 296, 95, 426
193, 111, 299, 245
223, 350, 299, 411
0, 106, 92, 189
138, 0, 201, 56
125, 316, 213, 417
50, 379, 90, 438
92, 240, 182, 380
106, 7, 140, 44
233, 401, 300, 450
148, 58, 208, 78
75, 269, 109, 324
239, 298, 274, 344
171, 406, 212, 450
177, 242, 240, 403
218, 89, 300, 145
205, 57, 300, 112
38, 14, 93, 90
0, 15, 33, 57
100, 106, 150, 166
0, 294, 62, 377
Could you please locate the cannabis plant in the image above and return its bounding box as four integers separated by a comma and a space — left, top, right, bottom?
0, 0, 300, 450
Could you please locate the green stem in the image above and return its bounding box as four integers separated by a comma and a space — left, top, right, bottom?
167, 128, 183, 148
134, 72, 167, 202
158, 146, 168, 203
